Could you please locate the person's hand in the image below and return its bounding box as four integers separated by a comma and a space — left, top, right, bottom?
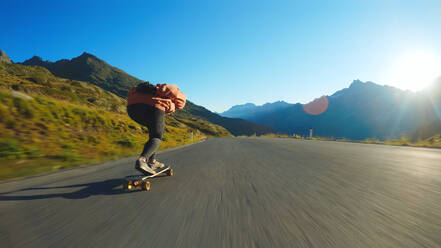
166, 101, 176, 114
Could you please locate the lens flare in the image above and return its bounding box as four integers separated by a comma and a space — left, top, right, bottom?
388, 51, 441, 91
302, 96, 328, 115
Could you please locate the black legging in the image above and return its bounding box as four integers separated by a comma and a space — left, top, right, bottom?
127, 104, 165, 161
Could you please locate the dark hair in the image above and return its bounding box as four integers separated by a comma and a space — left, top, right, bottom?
136, 82, 156, 94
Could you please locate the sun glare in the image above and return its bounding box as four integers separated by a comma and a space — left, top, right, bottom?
388, 51, 441, 91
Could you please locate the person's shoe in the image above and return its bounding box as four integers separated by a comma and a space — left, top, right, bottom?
148, 159, 165, 171
135, 157, 156, 175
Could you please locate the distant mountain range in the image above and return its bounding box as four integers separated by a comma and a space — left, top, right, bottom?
222, 101, 291, 120
222, 79, 441, 140
176, 102, 274, 136
20, 52, 274, 136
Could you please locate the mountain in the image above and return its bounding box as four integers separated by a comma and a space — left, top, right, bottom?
225, 79, 441, 140
412, 120, 441, 141
221, 103, 257, 118
411, 76, 441, 140
20, 52, 274, 136
221, 101, 291, 119
175, 101, 275, 136
0, 50, 12, 64
21, 52, 143, 97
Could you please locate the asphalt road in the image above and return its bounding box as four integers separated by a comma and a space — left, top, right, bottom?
1, 138, 441, 248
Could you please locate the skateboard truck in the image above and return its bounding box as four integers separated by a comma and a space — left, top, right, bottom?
123, 166, 173, 191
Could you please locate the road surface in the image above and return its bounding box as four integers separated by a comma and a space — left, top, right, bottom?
1, 138, 441, 247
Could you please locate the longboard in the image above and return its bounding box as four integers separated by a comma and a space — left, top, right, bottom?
123, 166, 174, 191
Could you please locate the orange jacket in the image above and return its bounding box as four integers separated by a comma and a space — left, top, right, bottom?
127, 84, 186, 114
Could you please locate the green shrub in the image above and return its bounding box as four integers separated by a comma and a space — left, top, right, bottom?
6, 120, 15, 129
54, 149, 81, 161
72, 107, 87, 116
87, 136, 98, 144
23, 146, 44, 158
28, 72, 49, 85
50, 110, 59, 119
13, 98, 34, 118
61, 143, 74, 149
117, 136, 137, 148
0, 103, 13, 123
0, 139, 23, 159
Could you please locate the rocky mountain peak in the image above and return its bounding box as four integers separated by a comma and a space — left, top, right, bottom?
0, 50, 12, 64
22, 56, 44, 65
349, 79, 365, 88
77, 52, 99, 61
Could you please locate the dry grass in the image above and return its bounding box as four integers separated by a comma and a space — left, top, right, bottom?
241, 132, 441, 149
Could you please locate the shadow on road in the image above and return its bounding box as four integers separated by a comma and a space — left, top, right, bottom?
0, 178, 137, 201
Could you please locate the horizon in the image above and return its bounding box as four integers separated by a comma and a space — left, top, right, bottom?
9, 49, 438, 112
2, 0, 441, 112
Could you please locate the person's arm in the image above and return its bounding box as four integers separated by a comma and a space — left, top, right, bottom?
156, 84, 186, 109
152, 97, 176, 114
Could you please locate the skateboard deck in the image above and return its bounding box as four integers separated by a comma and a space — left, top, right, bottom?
123, 166, 173, 191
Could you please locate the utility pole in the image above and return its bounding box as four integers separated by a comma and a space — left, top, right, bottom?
309, 128, 313, 139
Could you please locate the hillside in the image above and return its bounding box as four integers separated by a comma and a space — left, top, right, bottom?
0, 61, 230, 180
224, 80, 441, 140
21, 52, 274, 136
412, 120, 441, 141
421, 134, 441, 147
411, 76, 441, 140
21, 52, 143, 97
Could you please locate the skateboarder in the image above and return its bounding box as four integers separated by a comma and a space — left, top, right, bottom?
127, 82, 186, 175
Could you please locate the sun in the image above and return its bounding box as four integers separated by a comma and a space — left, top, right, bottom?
388, 51, 441, 91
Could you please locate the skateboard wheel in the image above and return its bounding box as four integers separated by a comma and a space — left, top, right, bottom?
127, 184, 133, 190
127, 180, 133, 185
168, 169, 174, 176
141, 181, 151, 191
134, 181, 140, 187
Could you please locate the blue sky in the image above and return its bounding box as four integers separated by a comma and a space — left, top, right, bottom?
2, 0, 441, 112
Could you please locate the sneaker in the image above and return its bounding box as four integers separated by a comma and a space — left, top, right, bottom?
135, 157, 156, 175
148, 159, 165, 171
